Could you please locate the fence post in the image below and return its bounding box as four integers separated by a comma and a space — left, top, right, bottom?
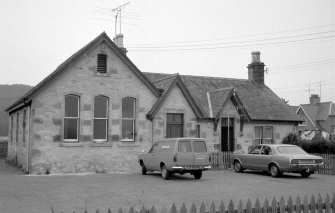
295, 196, 302, 213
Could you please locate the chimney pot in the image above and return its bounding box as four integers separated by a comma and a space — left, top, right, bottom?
251, 51, 261, 63
113, 33, 127, 54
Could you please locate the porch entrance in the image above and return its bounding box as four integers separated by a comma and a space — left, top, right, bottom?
221, 118, 234, 152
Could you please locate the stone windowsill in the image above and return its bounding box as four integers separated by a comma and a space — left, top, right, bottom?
89, 141, 113, 147
60, 142, 85, 147
93, 72, 110, 77
118, 141, 140, 147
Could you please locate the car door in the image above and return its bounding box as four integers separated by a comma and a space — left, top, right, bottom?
192, 140, 210, 166
176, 140, 194, 166
244, 145, 262, 170
145, 143, 159, 170
255, 145, 273, 171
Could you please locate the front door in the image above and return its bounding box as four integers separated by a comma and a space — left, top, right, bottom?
221, 118, 234, 152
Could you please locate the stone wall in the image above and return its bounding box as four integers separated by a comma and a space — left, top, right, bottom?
26, 41, 158, 174
152, 85, 198, 144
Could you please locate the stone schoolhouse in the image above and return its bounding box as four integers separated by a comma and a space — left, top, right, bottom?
6, 32, 301, 174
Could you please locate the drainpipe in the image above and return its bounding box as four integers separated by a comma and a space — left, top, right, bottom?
151, 119, 154, 146
26, 105, 31, 174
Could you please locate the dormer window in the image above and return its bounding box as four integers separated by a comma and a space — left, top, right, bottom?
97, 54, 107, 73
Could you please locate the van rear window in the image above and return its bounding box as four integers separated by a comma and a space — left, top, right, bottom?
193, 141, 207, 152
178, 141, 192, 152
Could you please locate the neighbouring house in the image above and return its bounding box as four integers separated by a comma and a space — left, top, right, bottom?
295, 94, 335, 140
5, 32, 302, 174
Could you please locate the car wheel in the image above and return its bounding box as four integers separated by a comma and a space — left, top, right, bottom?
270, 164, 281, 178
141, 163, 147, 175
193, 171, 202, 179
300, 171, 311, 178
234, 161, 243, 173
161, 165, 169, 180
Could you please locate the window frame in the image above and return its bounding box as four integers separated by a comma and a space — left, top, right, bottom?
121, 97, 136, 142
166, 113, 184, 138
63, 95, 80, 142
263, 126, 273, 144
254, 126, 274, 145
93, 96, 109, 142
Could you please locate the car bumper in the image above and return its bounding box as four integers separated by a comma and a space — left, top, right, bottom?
284, 164, 321, 172
171, 165, 212, 171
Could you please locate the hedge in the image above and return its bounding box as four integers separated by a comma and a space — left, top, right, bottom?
282, 132, 335, 154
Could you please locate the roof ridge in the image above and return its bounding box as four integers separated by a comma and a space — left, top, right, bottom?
144, 72, 249, 82
152, 73, 179, 83
208, 87, 234, 93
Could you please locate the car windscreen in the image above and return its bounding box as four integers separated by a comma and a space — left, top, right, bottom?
276, 146, 308, 155
158, 142, 175, 153
193, 140, 207, 152
178, 141, 192, 152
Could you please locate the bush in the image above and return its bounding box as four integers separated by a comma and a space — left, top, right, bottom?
282, 132, 335, 154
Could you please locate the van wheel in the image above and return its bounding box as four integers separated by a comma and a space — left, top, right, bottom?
141, 163, 147, 175
161, 165, 169, 180
193, 171, 202, 179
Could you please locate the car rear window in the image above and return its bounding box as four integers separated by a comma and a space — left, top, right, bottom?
193, 141, 207, 152
276, 146, 307, 154
158, 142, 175, 153
178, 141, 192, 152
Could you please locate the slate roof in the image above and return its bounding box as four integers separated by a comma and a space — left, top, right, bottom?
209, 88, 234, 118
299, 102, 335, 123
144, 72, 301, 122
6, 32, 160, 112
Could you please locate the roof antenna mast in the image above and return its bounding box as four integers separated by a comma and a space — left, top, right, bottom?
112, 2, 130, 36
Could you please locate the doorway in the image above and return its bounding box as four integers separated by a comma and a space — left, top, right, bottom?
221, 118, 234, 152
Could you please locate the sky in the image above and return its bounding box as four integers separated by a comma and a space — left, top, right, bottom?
0, 0, 334, 106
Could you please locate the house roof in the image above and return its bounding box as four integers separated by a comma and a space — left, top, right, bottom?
147, 74, 203, 120
299, 102, 335, 129
144, 72, 302, 122
6, 32, 160, 112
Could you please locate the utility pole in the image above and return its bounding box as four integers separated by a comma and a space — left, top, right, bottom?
112, 2, 130, 35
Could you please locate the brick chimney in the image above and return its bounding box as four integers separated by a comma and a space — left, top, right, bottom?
247, 51, 265, 85
310, 94, 320, 105
113, 34, 127, 55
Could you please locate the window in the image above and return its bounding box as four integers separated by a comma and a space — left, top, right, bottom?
178, 141, 191, 152
64, 95, 80, 141
254, 126, 263, 145
23, 110, 26, 143
97, 54, 107, 73
93, 96, 108, 141
254, 126, 274, 145
166, 113, 184, 138
122, 97, 135, 141
264, 126, 273, 144
193, 140, 207, 152
249, 145, 262, 154
16, 113, 19, 143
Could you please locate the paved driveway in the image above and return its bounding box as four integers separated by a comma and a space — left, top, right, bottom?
0, 159, 334, 213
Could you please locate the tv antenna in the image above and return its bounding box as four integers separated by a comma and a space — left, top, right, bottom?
112, 2, 130, 35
